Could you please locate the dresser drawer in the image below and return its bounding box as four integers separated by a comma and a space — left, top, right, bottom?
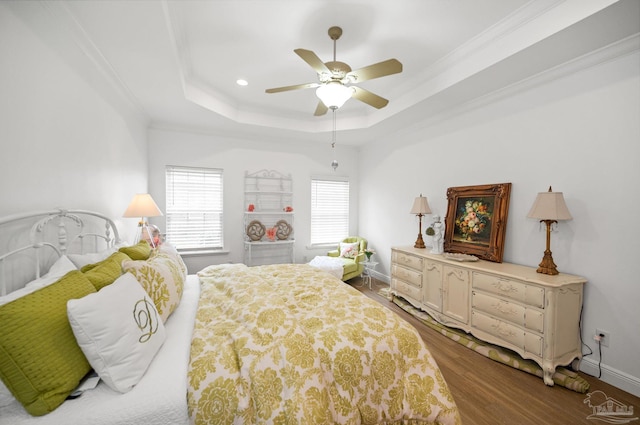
472, 311, 543, 357
393, 251, 424, 272
473, 272, 545, 308
524, 309, 544, 334
472, 291, 524, 324
472, 310, 524, 349
525, 332, 543, 357
472, 291, 544, 333
392, 265, 423, 288
392, 278, 422, 304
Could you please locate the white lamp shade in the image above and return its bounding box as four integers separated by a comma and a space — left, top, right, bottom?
123, 194, 163, 218
316, 82, 353, 109
527, 190, 572, 221
410, 195, 432, 215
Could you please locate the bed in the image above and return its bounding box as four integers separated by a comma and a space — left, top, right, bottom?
0, 209, 461, 425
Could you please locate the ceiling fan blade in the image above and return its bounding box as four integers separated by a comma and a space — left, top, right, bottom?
347, 59, 402, 83
352, 86, 389, 109
294, 49, 331, 74
313, 101, 328, 116
265, 82, 319, 94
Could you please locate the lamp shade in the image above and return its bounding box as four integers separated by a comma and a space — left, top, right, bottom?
316, 82, 353, 109
410, 194, 432, 215
527, 187, 572, 221
123, 194, 163, 218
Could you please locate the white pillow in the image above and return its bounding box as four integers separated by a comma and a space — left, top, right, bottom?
0, 379, 14, 408
0, 286, 35, 307
339, 242, 360, 259
67, 247, 115, 268
67, 272, 166, 393
0, 255, 77, 306
25, 255, 77, 290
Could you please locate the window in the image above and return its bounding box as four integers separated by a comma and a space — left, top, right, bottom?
310, 177, 349, 245
165, 166, 223, 251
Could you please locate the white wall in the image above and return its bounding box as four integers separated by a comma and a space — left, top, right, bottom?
0, 5, 148, 240
359, 50, 640, 395
147, 127, 359, 273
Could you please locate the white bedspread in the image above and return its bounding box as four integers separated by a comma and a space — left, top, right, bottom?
0, 275, 201, 425
308, 255, 344, 279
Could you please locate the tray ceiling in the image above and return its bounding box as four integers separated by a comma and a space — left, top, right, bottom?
6, 0, 638, 145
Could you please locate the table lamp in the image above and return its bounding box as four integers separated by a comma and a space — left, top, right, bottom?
410, 194, 431, 249
123, 193, 163, 247
527, 186, 572, 275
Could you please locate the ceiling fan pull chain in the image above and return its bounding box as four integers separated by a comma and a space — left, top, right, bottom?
331, 109, 338, 171
332, 108, 336, 140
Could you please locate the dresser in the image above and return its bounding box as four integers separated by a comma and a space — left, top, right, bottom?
390, 246, 587, 386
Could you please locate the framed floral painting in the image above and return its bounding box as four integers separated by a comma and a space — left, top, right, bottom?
444, 183, 511, 262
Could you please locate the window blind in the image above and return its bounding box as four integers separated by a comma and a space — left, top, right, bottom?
165, 166, 223, 251
310, 177, 349, 245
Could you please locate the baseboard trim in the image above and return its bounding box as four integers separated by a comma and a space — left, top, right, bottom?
370, 270, 390, 284
580, 357, 640, 398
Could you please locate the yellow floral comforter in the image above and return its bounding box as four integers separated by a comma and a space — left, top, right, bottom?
187, 264, 461, 425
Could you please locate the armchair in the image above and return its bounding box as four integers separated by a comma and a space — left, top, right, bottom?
327, 237, 367, 281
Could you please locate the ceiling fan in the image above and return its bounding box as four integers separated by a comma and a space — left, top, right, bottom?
265, 26, 403, 116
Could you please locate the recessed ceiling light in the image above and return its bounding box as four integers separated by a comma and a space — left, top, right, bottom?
236, 79, 248, 86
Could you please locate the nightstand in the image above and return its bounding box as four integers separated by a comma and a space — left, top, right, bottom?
362, 261, 378, 289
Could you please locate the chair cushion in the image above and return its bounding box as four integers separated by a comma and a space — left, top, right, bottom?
339, 258, 359, 275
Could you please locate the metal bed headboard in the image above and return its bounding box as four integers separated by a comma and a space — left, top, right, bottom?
0, 209, 122, 296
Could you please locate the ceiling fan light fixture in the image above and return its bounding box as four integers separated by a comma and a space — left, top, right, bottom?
316, 82, 353, 109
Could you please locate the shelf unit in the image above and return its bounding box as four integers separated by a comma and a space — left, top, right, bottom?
243, 170, 294, 266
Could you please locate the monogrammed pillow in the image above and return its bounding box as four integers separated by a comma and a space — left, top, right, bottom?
66, 273, 166, 393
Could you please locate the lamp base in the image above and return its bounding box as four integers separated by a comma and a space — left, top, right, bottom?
134, 220, 157, 248
414, 233, 426, 249
536, 250, 558, 275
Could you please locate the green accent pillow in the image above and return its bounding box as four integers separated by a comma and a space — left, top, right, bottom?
118, 240, 152, 261
82, 252, 130, 291
0, 270, 95, 416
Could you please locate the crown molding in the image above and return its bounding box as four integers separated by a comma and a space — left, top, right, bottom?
36, 1, 148, 123
398, 33, 639, 139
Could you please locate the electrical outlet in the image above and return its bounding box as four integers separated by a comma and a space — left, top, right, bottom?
595, 329, 610, 348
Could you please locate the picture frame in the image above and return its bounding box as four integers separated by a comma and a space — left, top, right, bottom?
444, 183, 511, 263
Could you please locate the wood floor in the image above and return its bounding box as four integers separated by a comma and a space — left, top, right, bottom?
349, 277, 640, 425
